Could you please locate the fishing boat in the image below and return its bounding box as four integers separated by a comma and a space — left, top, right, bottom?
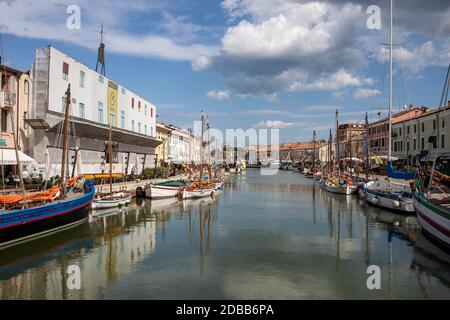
144, 180, 186, 199
361, 0, 416, 213
0, 84, 95, 249
320, 177, 357, 195
181, 112, 216, 200
92, 125, 132, 209
412, 63, 450, 247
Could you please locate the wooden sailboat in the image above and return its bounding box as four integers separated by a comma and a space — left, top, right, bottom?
182, 112, 215, 199
362, 0, 414, 213
320, 112, 357, 194
412, 65, 450, 247
0, 84, 95, 249
145, 180, 186, 199
92, 126, 132, 209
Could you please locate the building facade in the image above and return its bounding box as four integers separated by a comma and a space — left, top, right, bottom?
368, 106, 428, 156
167, 125, 192, 164
0, 64, 33, 173
27, 46, 161, 178
391, 103, 450, 165
155, 123, 172, 166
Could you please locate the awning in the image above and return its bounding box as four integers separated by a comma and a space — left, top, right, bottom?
0, 149, 37, 165
47, 116, 162, 149
420, 152, 447, 162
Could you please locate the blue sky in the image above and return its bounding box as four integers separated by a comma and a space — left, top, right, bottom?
1, 0, 449, 143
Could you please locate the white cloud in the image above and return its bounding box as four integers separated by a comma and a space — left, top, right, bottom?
353, 88, 382, 99
0, 0, 216, 61
206, 89, 230, 101
252, 120, 297, 129
191, 55, 212, 71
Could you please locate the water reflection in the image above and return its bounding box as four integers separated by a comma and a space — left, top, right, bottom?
0, 170, 449, 299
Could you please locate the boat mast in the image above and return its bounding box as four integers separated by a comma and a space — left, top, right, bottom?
329, 129, 333, 175
388, 0, 393, 162
199, 111, 204, 187
365, 112, 370, 179
61, 84, 71, 186
109, 125, 113, 195
336, 109, 340, 174
207, 116, 212, 180
312, 130, 316, 171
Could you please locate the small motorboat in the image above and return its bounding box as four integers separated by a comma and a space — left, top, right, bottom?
181, 186, 215, 199
145, 180, 186, 199
319, 176, 357, 195
361, 180, 414, 213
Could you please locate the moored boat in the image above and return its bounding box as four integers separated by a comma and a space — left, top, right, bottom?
144, 180, 186, 199
92, 191, 132, 209
320, 178, 357, 195
362, 180, 415, 213
181, 186, 215, 199
412, 189, 450, 248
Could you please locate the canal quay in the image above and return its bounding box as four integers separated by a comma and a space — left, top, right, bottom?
0, 169, 449, 300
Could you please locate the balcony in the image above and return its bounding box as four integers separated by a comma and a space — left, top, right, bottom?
0, 91, 16, 109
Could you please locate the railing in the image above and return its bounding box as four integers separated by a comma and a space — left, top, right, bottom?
0, 91, 16, 108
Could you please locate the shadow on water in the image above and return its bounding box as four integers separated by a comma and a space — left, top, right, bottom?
0, 169, 449, 299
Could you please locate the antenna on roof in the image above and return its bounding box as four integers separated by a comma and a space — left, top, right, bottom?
95, 23, 106, 76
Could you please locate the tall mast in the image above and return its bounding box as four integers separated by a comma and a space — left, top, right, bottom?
365, 112, 370, 179
336, 109, 340, 173
388, 0, 393, 161
199, 111, 204, 187
329, 129, 333, 175
109, 125, 113, 194
61, 84, 71, 184
312, 130, 316, 170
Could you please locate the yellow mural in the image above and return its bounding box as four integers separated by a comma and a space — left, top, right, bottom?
107, 80, 118, 127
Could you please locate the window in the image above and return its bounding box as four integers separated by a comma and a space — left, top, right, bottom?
98, 101, 104, 124
394, 142, 397, 152
110, 109, 115, 126
138, 101, 141, 112
414, 124, 417, 133
62, 62, 69, 80
61, 96, 67, 112
79, 71, 85, 88
407, 126, 410, 135
406, 141, 410, 152
433, 137, 437, 149
382, 138, 385, 147
132, 98, 135, 109
132, 120, 135, 131
79, 103, 85, 119
145, 105, 147, 115
23, 111, 28, 129
150, 108, 153, 118
144, 125, 147, 135
413, 139, 416, 150
98, 75, 104, 83
121, 110, 125, 129
399, 127, 402, 136
421, 122, 425, 132
442, 135, 445, 148
421, 138, 424, 150
24, 80, 29, 95
150, 127, 153, 136
138, 122, 141, 133
443, 118, 446, 128
433, 119, 436, 130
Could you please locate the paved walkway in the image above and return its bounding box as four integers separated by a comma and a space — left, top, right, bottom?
95, 174, 188, 194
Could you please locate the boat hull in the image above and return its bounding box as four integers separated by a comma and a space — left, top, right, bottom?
413, 192, 450, 247
0, 181, 94, 249
145, 185, 181, 199
362, 181, 415, 213
92, 195, 132, 209
182, 188, 215, 199
320, 182, 357, 195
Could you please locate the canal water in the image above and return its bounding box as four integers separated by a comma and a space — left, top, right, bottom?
0, 169, 449, 299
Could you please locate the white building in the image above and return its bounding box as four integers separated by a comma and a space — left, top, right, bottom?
167, 125, 192, 164
27, 46, 161, 177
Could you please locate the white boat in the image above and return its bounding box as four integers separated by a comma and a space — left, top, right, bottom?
361, 180, 414, 213
412, 189, 450, 247
320, 180, 357, 195
92, 191, 132, 209
144, 180, 186, 199
181, 187, 215, 199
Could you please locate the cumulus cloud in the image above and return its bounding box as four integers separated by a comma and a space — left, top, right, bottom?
0, 0, 216, 61
194, 1, 368, 95
353, 88, 381, 100
206, 89, 230, 101
252, 120, 297, 129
